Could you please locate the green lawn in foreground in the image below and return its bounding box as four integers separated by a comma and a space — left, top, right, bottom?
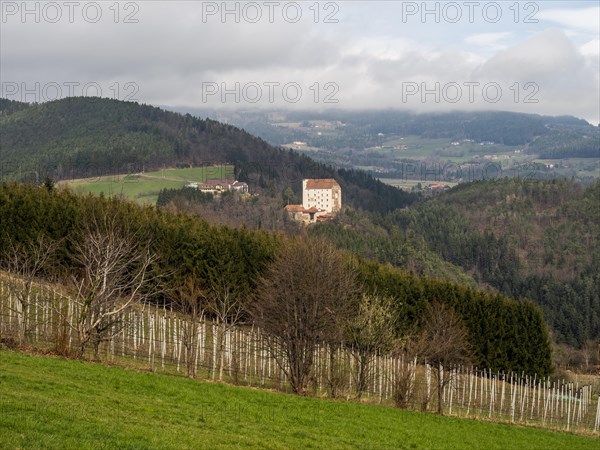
0, 351, 597, 449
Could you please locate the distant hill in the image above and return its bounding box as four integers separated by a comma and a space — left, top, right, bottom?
426, 178, 600, 346
2, 98, 597, 347
183, 107, 598, 156
0, 97, 416, 214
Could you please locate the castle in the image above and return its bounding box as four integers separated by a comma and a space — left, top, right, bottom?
284, 179, 341, 223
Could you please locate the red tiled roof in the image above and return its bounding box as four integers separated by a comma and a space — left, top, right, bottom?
316, 213, 334, 222
305, 179, 339, 190
303, 207, 321, 213
284, 205, 324, 214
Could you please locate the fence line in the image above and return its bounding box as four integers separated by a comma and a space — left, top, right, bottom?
0, 280, 598, 434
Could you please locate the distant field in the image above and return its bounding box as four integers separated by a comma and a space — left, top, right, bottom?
380, 179, 459, 191
59, 166, 234, 205
536, 158, 600, 178
1, 350, 598, 450
376, 136, 522, 163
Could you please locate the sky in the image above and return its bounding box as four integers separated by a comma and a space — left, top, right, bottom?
1, 1, 599, 123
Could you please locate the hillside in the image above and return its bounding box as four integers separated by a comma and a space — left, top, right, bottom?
187, 108, 599, 181
183, 108, 596, 149
0, 98, 416, 214
2, 351, 597, 449
427, 179, 600, 347
0, 183, 553, 376
1, 98, 597, 349
61, 166, 234, 205
311, 178, 600, 347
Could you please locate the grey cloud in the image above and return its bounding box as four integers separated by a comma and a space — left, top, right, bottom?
1, 4, 598, 122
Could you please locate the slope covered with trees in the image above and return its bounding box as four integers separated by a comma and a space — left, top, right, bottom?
311, 178, 599, 347
1, 97, 594, 352
0, 182, 552, 376
0, 97, 416, 214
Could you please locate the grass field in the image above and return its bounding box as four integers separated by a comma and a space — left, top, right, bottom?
380, 135, 515, 155
379, 179, 460, 191
0, 351, 598, 449
59, 166, 233, 205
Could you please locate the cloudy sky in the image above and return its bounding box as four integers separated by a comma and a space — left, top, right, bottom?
1, 1, 599, 123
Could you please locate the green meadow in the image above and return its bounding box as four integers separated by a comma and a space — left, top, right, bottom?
0, 350, 597, 450
60, 166, 234, 205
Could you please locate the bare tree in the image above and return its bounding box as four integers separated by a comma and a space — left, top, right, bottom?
345, 293, 397, 399
67, 215, 158, 359
252, 238, 359, 395
1, 235, 58, 345
206, 275, 245, 381
391, 335, 419, 409
581, 340, 599, 374
416, 301, 472, 415
170, 276, 206, 378
325, 341, 345, 399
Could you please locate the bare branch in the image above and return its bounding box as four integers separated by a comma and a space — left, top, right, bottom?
1, 235, 59, 344
252, 238, 359, 395
66, 213, 158, 359
414, 301, 472, 414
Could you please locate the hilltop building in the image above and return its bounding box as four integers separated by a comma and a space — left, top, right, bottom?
285, 178, 341, 223
302, 178, 341, 213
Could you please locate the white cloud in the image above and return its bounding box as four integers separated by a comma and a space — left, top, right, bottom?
474, 29, 582, 77
538, 7, 600, 34
464, 32, 512, 48
580, 39, 600, 57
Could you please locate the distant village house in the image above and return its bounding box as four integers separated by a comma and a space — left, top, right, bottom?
194, 178, 248, 194
423, 183, 449, 197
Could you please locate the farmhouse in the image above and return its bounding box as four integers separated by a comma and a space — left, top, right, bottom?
423, 183, 449, 197
199, 179, 248, 194
284, 178, 341, 223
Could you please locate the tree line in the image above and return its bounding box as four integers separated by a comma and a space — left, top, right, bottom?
0, 182, 552, 380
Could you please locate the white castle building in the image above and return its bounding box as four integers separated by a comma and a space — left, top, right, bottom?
302, 178, 342, 213
285, 178, 341, 223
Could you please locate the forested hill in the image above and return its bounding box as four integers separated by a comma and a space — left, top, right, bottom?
200, 108, 598, 157
2, 98, 596, 348
312, 178, 600, 347
0, 97, 415, 213
427, 179, 600, 346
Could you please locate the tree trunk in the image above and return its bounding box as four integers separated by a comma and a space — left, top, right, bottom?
437, 363, 444, 415
183, 320, 196, 378
355, 353, 370, 400
327, 343, 338, 398
218, 324, 225, 381
93, 339, 101, 361
77, 324, 90, 359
